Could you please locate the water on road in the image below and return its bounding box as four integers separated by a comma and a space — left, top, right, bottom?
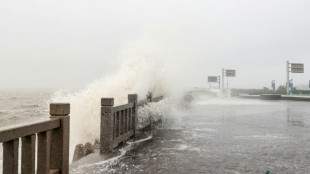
72, 97, 310, 174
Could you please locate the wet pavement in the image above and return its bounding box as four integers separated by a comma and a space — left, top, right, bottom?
71, 98, 310, 174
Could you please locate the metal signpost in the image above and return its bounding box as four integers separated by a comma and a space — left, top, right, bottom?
226, 70, 236, 77
289, 79, 293, 95
208, 76, 218, 82
291, 63, 304, 73
208, 76, 221, 89
222, 68, 225, 93
221, 69, 236, 94
286, 61, 304, 95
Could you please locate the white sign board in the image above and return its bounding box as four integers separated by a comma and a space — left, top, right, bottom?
291, 63, 304, 73
208, 76, 218, 82
226, 70, 236, 77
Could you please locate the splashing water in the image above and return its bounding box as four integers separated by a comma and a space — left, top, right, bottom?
48, 29, 197, 161
49, 40, 179, 161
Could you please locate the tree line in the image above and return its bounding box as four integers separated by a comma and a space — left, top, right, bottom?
231, 86, 310, 96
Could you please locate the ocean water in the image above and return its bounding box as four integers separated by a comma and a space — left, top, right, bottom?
0, 89, 55, 173
0, 89, 53, 126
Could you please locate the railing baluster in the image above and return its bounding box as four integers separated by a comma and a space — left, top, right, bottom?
122, 111, 124, 134
120, 111, 123, 135
3, 139, 19, 174
128, 108, 131, 131
124, 109, 128, 133
131, 108, 134, 130
21, 134, 36, 174
113, 113, 116, 140
37, 130, 51, 174
116, 112, 119, 137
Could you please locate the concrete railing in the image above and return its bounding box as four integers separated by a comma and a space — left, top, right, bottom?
100, 94, 137, 154
0, 92, 163, 173
100, 93, 164, 154
0, 103, 70, 174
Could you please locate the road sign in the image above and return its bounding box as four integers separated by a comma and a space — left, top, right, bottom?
291, 63, 304, 73
208, 76, 218, 82
226, 70, 236, 77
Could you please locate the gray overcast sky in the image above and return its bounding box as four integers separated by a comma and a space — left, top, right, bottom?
0, 0, 310, 89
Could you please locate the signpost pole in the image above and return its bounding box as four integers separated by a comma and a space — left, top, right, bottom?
290, 79, 292, 95
286, 60, 290, 95
218, 76, 221, 89
222, 68, 225, 94
227, 77, 229, 88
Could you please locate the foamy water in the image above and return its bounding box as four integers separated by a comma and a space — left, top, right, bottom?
70, 135, 153, 174
0, 89, 52, 126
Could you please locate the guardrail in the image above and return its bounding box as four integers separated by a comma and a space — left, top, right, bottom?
100, 93, 164, 154
0, 103, 70, 174
1, 92, 164, 173
100, 94, 137, 154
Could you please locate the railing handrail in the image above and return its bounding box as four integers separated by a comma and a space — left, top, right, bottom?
113, 103, 134, 112
151, 95, 164, 102
137, 98, 150, 107
0, 118, 60, 143
1, 103, 70, 174
137, 95, 163, 107
113, 94, 163, 111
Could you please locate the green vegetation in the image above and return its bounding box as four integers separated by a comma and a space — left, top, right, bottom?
231, 86, 310, 96
231, 87, 273, 96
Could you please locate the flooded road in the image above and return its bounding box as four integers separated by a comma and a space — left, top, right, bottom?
72, 97, 310, 174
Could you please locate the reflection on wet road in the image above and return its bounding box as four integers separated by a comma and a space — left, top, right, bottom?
72, 98, 310, 174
